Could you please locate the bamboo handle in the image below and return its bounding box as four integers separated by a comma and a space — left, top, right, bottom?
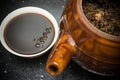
46, 31, 76, 76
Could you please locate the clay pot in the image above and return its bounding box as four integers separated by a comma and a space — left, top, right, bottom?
46, 0, 120, 76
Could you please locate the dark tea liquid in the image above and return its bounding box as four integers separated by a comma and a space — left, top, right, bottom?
4, 13, 55, 55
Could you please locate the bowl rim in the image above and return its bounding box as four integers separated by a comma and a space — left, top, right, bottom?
0, 6, 60, 58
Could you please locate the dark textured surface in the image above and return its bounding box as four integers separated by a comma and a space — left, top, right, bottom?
0, 0, 120, 80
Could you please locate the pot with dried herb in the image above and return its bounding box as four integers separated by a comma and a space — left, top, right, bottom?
46, 0, 120, 76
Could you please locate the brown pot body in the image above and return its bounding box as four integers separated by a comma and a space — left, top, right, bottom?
46, 0, 120, 76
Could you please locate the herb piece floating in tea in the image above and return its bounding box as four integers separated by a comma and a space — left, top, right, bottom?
83, 0, 120, 36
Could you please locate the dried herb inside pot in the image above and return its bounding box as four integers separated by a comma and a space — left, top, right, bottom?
83, 0, 120, 36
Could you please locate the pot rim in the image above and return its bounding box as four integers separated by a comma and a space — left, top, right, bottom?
77, 0, 120, 42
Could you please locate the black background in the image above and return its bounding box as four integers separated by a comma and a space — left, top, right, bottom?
0, 0, 120, 80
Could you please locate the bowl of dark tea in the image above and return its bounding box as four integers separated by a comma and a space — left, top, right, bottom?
0, 7, 59, 58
